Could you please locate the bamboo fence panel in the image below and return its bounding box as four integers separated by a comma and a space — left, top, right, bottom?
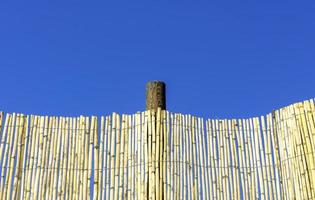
0, 99, 315, 199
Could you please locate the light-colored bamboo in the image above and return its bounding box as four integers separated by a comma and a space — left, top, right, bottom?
3, 113, 19, 199
0, 98, 315, 199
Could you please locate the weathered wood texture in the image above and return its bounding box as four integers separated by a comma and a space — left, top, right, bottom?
0, 99, 315, 199
146, 81, 166, 110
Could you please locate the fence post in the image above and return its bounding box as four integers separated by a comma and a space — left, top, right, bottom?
146, 81, 166, 110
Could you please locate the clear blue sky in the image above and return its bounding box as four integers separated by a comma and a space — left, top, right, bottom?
0, 1, 314, 119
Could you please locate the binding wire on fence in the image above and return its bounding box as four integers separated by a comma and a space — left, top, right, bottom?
0, 99, 315, 199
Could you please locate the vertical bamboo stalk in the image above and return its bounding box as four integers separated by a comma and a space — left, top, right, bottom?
155, 108, 161, 200
261, 115, 273, 199
159, 110, 164, 200
166, 112, 172, 200
0, 114, 13, 197
108, 114, 115, 200
16, 115, 30, 199
222, 119, 230, 200
182, 114, 186, 200
114, 113, 121, 199
66, 118, 74, 200
124, 114, 130, 199
244, 119, 254, 199
213, 119, 220, 199
93, 116, 100, 200
57, 117, 66, 198
288, 105, 301, 198
211, 120, 218, 199
238, 119, 249, 199
78, 116, 85, 199
218, 119, 225, 199
230, 119, 240, 199
47, 117, 59, 199
294, 103, 312, 198
184, 115, 191, 200
103, 116, 110, 200
0, 113, 10, 195
202, 118, 210, 200
277, 109, 291, 199
111, 113, 118, 199
162, 111, 168, 200
169, 113, 175, 200
206, 120, 213, 199
173, 114, 179, 200
127, 114, 133, 200
298, 102, 315, 197
73, 117, 80, 199
32, 116, 44, 199
27, 115, 39, 199
4, 114, 19, 200
12, 114, 27, 199
197, 118, 206, 199
37, 116, 50, 199
82, 117, 90, 199
191, 116, 198, 200
137, 112, 143, 200
266, 114, 278, 199
249, 118, 259, 198
118, 115, 126, 199
252, 117, 263, 199
99, 116, 105, 200
147, 110, 153, 200
283, 108, 296, 199
133, 113, 138, 199
271, 111, 283, 199
130, 113, 135, 199
87, 117, 94, 199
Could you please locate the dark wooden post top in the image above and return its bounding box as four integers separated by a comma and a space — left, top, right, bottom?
146, 81, 166, 110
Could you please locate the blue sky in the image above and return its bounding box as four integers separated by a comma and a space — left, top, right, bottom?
0, 1, 314, 118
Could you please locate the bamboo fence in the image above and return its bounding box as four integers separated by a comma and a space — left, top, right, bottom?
0, 99, 315, 199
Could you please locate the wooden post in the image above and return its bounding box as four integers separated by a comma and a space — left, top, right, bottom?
146, 81, 166, 110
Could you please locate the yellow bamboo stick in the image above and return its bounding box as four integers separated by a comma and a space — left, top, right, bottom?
162, 110, 169, 199
65, 117, 73, 200
191, 116, 197, 200
37, 116, 50, 199
0, 113, 10, 196
230, 119, 240, 199
109, 113, 116, 199
244, 119, 255, 199
4, 113, 19, 200
0, 114, 13, 197
11, 114, 26, 199
99, 116, 105, 200
78, 116, 85, 199
197, 117, 206, 199
27, 115, 39, 200
118, 114, 126, 199
107, 115, 114, 200
136, 112, 142, 199
47, 117, 59, 199
87, 117, 94, 199
183, 115, 188, 199
102, 116, 110, 199
72, 117, 80, 199
124, 114, 130, 199
155, 108, 161, 200
127, 114, 133, 200
222, 119, 230, 200
15, 115, 29, 199
93, 116, 99, 200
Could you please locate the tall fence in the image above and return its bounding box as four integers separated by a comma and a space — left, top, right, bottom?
0, 99, 315, 200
